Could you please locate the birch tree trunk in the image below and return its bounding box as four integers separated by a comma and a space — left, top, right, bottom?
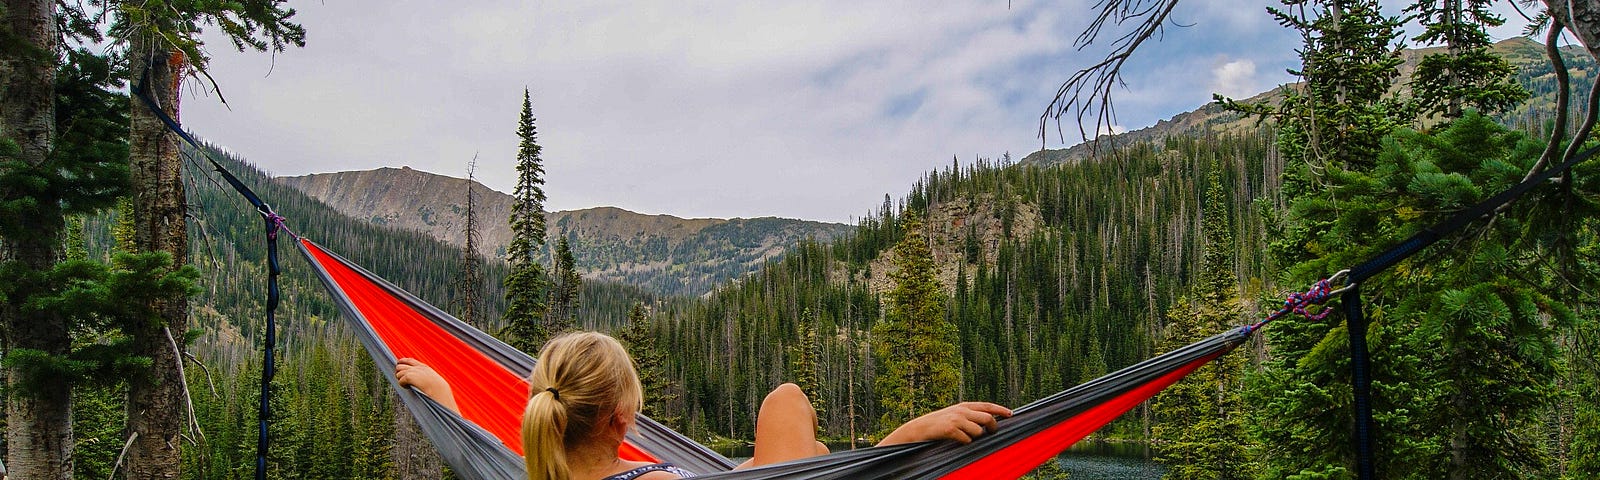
0, 0, 72, 478
122, 34, 189, 479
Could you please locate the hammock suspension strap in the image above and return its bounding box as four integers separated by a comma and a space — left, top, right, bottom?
132, 74, 294, 480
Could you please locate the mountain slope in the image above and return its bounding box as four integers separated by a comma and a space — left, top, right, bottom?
1023, 37, 1594, 167
278, 167, 852, 297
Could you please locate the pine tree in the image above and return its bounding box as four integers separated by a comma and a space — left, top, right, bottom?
618, 303, 678, 425
1150, 169, 1251, 479
1407, 0, 1527, 119
1380, 115, 1569, 478
790, 308, 825, 434
1, 1, 72, 474
503, 88, 551, 353
1242, 2, 1412, 477
1242, 2, 1580, 477
872, 212, 960, 431
547, 235, 580, 334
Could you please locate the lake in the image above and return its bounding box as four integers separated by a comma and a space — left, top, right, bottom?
1056, 440, 1164, 479
714, 440, 1164, 478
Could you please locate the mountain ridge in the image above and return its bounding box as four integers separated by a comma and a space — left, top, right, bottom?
277, 166, 853, 297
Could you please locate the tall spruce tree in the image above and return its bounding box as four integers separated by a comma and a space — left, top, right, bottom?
0, 0, 68, 468
1381, 115, 1571, 478
1150, 169, 1251, 479
547, 235, 580, 334
618, 302, 678, 424
0, 22, 143, 475
872, 212, 960, 431
503, 88, 550, 353
1240, 1, 1584, 477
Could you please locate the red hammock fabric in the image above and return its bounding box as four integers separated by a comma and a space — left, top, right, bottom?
304, 239, 658, 462
939, 350, 1223, 479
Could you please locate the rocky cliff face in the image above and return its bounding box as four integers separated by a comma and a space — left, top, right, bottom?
279, 166, 513, 254
277, 167, 852, 297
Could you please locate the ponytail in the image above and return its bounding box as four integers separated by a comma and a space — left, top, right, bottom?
521, 332, 645, 480
523, 387, 568, 480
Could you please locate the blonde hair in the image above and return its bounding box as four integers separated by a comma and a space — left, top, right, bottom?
522, 331, 644, 480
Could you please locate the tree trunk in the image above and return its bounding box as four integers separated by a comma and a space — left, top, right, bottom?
121, 35, 189, 480
0, 0, 72, 478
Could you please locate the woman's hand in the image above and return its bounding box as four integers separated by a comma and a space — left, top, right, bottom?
396, 358, 460, 414
877, 402, 1012, 446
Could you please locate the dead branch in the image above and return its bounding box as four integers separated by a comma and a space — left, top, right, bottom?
166, 326, 206, 445
1039, 0, 1183, 147
109, 431, 138, 480
185, 350, 220, 398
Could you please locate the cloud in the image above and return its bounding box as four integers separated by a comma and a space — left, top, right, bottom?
1210, 58, 1260, 99
1097, 124, 1129, 136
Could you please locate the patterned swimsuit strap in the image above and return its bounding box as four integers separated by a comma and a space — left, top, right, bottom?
603, 463, 695, 480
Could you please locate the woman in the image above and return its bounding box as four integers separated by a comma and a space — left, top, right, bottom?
397, 331, 1011, 480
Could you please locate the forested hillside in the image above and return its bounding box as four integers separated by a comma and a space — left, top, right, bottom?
649, 134, 1282, 441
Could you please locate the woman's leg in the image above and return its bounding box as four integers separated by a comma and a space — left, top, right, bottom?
746, 383, 829, 468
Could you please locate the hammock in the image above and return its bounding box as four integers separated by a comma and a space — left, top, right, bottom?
125, 81, 1270, 479
296, 237, 1254, 480
138, 63, 1594, 478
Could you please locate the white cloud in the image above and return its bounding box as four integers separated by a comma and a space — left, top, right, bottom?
1210, 58, 1259, 99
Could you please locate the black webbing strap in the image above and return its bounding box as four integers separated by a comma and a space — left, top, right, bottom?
132, 77, 290, 480
1333, 144, 1595, 480
1344, 286, 1374, 480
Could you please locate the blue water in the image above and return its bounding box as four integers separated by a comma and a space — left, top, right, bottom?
1056, 441, 1164, 479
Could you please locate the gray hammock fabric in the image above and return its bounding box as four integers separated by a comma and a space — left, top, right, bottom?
297, 237, 1248, 480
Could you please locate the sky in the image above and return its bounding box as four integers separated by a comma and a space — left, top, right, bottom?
183, 0, 1533, 224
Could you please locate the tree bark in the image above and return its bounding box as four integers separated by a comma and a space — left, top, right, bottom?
0, 0, 72, 478
121, 34, 189, 480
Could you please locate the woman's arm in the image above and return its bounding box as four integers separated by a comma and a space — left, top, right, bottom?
877, 402, 1012, 446
396, 358, 460, 415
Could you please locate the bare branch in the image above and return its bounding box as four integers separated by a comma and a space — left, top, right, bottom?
185, 350, 220, 398
110, 431, 139, 480
165, 326, 206, 445
1041, 0, 1183, 147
